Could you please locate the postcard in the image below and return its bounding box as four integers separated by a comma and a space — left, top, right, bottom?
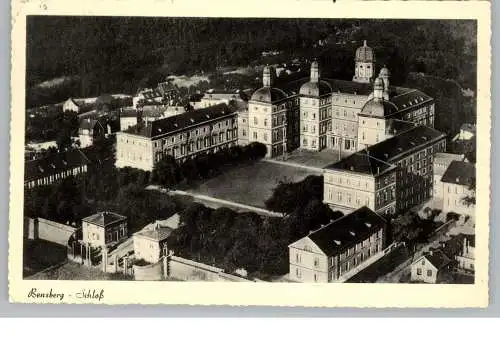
9, 0, 491, 307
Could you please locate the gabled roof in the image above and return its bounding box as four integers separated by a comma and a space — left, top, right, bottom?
365, 125, 446, 163
420, 250, 452, 270
79, 118, 104, 131
324, 151, 395, 176
441, 161, 475, 186
123, 103, 235, 139
82, 211, 127, 227
389, 88, 433, 111
306, 206, 387, 257
25, 148, 90, 182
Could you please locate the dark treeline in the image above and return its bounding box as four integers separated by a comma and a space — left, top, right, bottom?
27, 17, 476, 107
168, 176, 344, 277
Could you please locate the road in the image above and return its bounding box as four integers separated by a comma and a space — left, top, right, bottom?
146, 185, 284, 217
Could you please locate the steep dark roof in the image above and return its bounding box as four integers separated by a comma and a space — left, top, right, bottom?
441, 160, 475, 186
365, 125, 446, 162
25, 149, 90, 181
306, 206, 386, 257
82, 211, 127, 227
423, 250, 452, 270
123, 103, 235, 139
324, 151, 395, 176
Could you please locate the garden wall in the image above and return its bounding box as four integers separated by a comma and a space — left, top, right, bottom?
25, 217, 77, 246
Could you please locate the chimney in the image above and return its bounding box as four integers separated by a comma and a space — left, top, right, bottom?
463, 236, 468, 255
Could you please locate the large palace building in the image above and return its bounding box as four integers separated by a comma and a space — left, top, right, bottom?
247, 40, 435, 158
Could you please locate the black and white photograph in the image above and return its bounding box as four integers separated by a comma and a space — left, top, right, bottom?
9, 0, 491, 307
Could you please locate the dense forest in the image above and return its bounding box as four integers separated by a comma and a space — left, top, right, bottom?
27, 17, 476, 108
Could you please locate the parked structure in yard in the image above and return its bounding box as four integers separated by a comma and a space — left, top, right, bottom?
324, 125, 446, 214
115, 103, 238, 171
288, 206, 386, 283
441, 160, 475, 217
410, 249, 452, 283
24, 148, 90, 189
82, 211, 128, 248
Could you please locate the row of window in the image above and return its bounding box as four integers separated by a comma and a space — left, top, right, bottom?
25, 166, 87, 188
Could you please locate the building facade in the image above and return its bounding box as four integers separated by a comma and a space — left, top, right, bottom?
248, 66, 299, 158
323, 153, 397, 215
82, 211, 128, 248
433, 153, 465, 201
115, 103, 238, 171
410, 250, 452, 284
324, 125, 446, 214
241, 41, 435, 158
79, 118, 106, 148
441, 160, 475, 217
288, 206, 386, 283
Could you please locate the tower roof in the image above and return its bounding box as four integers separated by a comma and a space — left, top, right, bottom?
355, 40, 375, 62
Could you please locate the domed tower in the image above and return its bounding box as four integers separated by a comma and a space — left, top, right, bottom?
379, 66, 390, 100
263, 65, 272, 87
353, 40, 375, 83
373, 77, 384, 101
310, 60, 320, 83
299, 61, 332, 152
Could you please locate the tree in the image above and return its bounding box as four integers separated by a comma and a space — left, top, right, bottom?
152, 155, 181, 188
462, 176, 476, 206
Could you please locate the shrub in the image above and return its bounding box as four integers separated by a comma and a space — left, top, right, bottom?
446, 212, 461, 222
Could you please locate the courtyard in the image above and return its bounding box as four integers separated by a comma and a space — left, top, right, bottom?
186, 160, 318, 208
272, 148, 343, 169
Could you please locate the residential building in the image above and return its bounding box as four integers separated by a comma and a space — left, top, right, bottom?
433, 153, 465, 201
324, 125, 446, 214
63, 98, 81, 113
288, 206, 386, 283
24, 149, 90, 189
82, 211, 128, 248
323, 152, 397, 215
115, 103, 238, 171
441, 160, 475, 217
133, 214, 180, 263
410, 249, 452, 283
199, 89, 244, 108
78, 118, 106, 148
453, 123, 476, 142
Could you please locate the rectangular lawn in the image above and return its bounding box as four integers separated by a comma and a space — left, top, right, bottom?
187, 160, 317, 208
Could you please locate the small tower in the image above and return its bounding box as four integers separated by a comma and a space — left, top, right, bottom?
263, 65, 272, 87
310, 60, 320, 83
373, 77, 384, 101
353, 40, 375, 83
379, 66, 390, 100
